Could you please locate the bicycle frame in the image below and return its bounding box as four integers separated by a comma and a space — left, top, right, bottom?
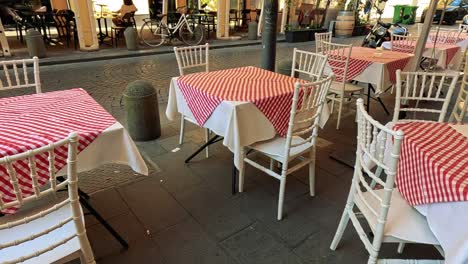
165, 14, 194, 35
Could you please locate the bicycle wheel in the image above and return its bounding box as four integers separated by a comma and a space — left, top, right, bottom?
179, 23, 204, 46
140, 21, 167, 47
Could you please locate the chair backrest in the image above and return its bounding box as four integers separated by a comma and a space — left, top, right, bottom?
0, 133, 95, 264
393, 69, 460, 123
351, 98, 404, 259
174, 43, 209, 76
282, 74, 334, 161
417, 23, 424, 36
390, 33, 418, 54
459, 24, 468, 33
291, 48, 328, 81
315, 31, 332, 53
429, 28, 461, 44
450, 53, 468, 123
0, 57, 41, 94
321, 41, 352, 85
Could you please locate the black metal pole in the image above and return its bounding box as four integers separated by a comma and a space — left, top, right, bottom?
260, 0, 278, 71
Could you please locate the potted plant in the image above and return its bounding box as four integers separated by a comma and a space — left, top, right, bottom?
285, 23, 311, 42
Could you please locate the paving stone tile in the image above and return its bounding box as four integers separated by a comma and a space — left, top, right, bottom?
153, 218, 234, 264
86, 212, 154, 260
84, 188, 130, 227
118, 177, 189, 233
98, 240, 166, 264
220, 222, 303, 264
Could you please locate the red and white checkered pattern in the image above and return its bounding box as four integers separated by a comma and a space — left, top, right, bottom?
386, 57, 412, 84
393, 122, 468, 206
177, 66, 305, 137
0, 88, 116, 214
444, 45, 460, 67
328, 55, 372, 82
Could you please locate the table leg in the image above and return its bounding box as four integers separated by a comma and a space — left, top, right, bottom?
184, 135, 223, 163
104, 18, 109, 37
97, 18, 104, 44
232, 163, 237, 195
369, 84, 390, 115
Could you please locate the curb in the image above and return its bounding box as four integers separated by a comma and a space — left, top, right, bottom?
39, 38, 286, 66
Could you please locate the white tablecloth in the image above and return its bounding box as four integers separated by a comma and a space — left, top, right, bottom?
57, 122, 148, 176
166, 77, 329, 168
371, 123, 468, 264
324, 55, 414, 95
381, 41, 463, 70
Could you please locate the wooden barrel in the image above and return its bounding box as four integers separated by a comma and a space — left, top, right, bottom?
335, 11, 355, 38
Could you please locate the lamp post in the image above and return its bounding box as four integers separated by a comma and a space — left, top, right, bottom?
260, 0, 279, 71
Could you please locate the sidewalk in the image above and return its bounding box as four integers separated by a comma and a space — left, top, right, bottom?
4, 33, 285, 66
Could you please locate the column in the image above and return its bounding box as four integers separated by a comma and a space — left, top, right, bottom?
70, 0, 99, 51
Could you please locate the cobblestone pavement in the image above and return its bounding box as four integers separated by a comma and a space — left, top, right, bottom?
1, 38, 445, 264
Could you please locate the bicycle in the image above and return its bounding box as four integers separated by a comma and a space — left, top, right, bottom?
140, 7, 204, 47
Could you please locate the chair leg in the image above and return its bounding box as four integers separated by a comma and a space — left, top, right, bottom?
269, 158, 274, 171
239, 149, 245, 193
179, 116, 185, 145
336, 95, 344, 130
204, 128, 210, 158
330, 209, 350, 250
309, 145, 316, 197
330, 95, 336, 113
277, 172, 287, 221
397, 242, 405, 254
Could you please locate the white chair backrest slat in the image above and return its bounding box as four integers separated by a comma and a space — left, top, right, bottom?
391, 34, 418, 54
0, 133, 95, 264
393, 70, 460, 123
450, 53, 468, 123
321, 41, 352, 86
283, 74, 334, 159
315, 31, 332, 53
291, 48, 328, 81
174, 43, 209, 76
429, 28, 461, 44
0, 57, 41, 94
353, 98, 405, 256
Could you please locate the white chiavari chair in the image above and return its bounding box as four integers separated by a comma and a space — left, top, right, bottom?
393, 70, 460, 123
428, 28, 461, 45
322, 41, 363, 130
315, 31, 332, 53
417, 23, 424, 36
174, 43, 211, 157
0, 56, 41, 94
390, 33, 419, 54
0, 132, 96, 264
330, 99, 443, 264
449, 58, 468, 123
238, 74, 334, 220
291, 48, 328, 81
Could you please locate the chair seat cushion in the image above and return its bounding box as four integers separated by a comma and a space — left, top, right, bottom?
0, 202, 83, 264
249, 136, 312, 163
329, 81, 364, 93
356, 189, 439, 245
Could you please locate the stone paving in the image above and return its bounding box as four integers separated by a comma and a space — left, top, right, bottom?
1, 37, 448, 263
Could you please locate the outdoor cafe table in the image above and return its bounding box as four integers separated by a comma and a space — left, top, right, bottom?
165, 66, 329, 170
0, 88, 148, 214
323, 47, 414, 113
376, 121, 468, 263
381, 41, 462, 69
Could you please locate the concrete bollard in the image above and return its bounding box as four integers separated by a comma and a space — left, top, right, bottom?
25, 29, 46, 58
124, 27, 139, 51
248, 21, 258, 40
123, 80, 161, 141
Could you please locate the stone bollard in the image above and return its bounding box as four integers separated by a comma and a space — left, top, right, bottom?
248, 21, 258, 40
25, 29, 46, 58
276, 60, 298, 78
124, 27, 139, 51
123, 80, 161, 141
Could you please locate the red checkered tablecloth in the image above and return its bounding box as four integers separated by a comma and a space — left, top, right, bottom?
393, 122, 468, 206
328, 47, 412, 84
177, 66, 305, 137
0, 88, 116, 214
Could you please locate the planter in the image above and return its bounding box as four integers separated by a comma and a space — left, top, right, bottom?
285, 29, 311, 43
309, 28, 328, 40
352, 25, 367, 36
285, 28, 328, 43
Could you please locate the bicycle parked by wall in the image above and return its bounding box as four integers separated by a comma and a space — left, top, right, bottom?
140, 7, 204, 47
